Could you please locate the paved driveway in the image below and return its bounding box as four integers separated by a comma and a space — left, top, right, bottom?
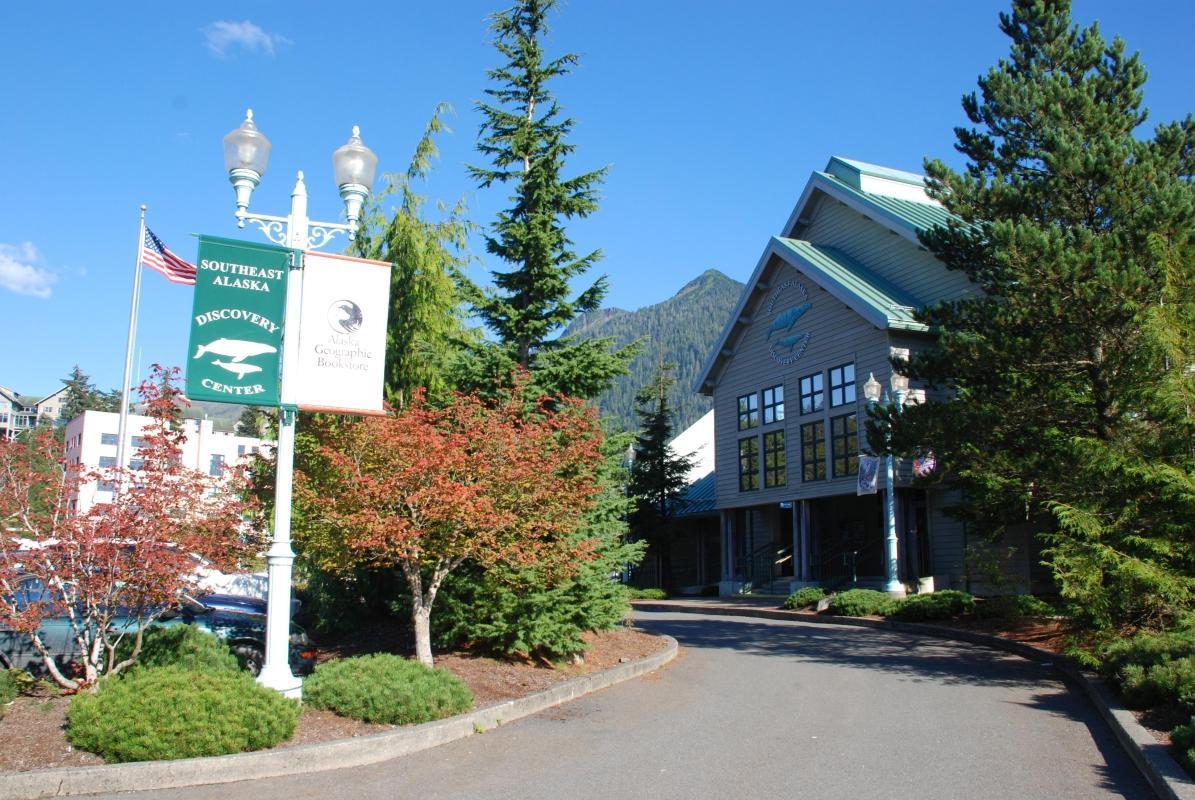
104, 611, 1154, 800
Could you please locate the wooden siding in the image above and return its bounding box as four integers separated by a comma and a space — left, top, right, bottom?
713, 258, 891, 508
799, 191, 973, 305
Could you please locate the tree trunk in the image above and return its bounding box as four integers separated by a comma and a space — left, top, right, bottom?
412, 606, 433, 668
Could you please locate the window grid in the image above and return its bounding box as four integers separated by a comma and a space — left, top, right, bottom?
830, 413, 859, 477
100, 433, 118, 446
799, 373, 824, 414
737, 393, 759, 431
762, 385, 785, 425
829, 363, 856, 408
763, 430, 786, 488
801, 421, 826, 482
738, 437, 760, 491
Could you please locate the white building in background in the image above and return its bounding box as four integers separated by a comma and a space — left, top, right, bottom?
63, 410, 272, 513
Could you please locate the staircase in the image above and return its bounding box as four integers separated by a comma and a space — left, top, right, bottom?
739, 542, 794, 595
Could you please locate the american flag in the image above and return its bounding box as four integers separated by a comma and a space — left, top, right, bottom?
141, 227, 196, 285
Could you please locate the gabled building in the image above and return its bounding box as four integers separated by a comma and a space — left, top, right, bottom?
696, 157, 1045, 596
0, 385, 68, 440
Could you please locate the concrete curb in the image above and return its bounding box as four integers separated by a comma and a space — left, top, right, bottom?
0, 635, 678, 800
634, 600, 1195, 800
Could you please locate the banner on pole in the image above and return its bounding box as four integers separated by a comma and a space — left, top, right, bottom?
186, 236, 293, 407
293, 251, 391, 414
857, 455, 880, 495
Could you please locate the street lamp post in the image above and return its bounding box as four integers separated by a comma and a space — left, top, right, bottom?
222, 109, 378, 697
863, 370, 909, 598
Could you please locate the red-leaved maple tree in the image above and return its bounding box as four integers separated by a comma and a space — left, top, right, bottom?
296, 381, 604, 667
0, 366, 260, 689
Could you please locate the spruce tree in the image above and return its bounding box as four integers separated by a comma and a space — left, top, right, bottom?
58, 365, 99, 423
629, 365, 696, 589
354, 104, 472, 408
465, 0, 633, 400
897, 0, 1195, 628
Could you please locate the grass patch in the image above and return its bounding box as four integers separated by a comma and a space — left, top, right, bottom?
626, 587, 668, 600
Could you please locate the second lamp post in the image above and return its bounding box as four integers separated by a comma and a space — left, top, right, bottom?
222, 109, 378, 697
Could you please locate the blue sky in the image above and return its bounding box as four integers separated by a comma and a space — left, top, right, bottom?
2, 1, 1192, 396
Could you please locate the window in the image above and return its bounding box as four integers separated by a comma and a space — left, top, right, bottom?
737, 393, 759, 431
128, 458, 144, 471
829, 363, 856, 407
738, 437, 759, 491
763, 430, 786, 488
97, 481, 115, 492
209, 454, 226, 477
98, 456, 116, 468
101, 433, 118, 446
801, 421, 826, 482
831, 413, 859, 477
799, 372, 824, 414
130, 436, 146, 449
237, 445, 246, 457
762, 385, 784, 424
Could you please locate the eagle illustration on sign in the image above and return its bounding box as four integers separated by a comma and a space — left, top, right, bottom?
328, 300, 364, 335
764, 280, 812, 365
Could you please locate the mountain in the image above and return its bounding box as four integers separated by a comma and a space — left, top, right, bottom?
564, 269, 744, 433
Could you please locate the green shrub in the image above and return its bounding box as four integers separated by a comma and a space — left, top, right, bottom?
825, 589, 897, 617
889, 590, 975, 622
1118, 657, 1195, 712
1099, 629, 1195, 680
66, 667, 298, 762
0, 670, 18, 718
783, 587, 826, 610
117, 624, 241, 674
1174, 718, 1195, 775
627, 587, 668, 600
974, 594, 1055, 620
304, 654, 473, 725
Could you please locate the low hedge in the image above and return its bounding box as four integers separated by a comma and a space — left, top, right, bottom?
0, 670, 18, 718
119, 624, 242, 674
783, 587, 826, 610
303, 653, 473, 725
974, 594, 1055, 620
1174, 718, 1195, 775
889, 590, 975, 622
66, 666, 298, 762
626, 587, 668, 601
825, 589, 897, 617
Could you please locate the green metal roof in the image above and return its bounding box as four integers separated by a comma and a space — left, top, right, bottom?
818, 171, 958, 236
773, 238, 928, 331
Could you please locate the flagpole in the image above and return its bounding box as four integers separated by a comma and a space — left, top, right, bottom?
115, 205, 147, 483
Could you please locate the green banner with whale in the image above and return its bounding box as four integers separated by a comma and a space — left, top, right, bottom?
185, 235, 293, 407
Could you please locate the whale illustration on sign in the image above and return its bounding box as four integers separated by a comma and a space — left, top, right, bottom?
774, 332, 811, 354
193, 338, 277, 363
765, 303, 812, 339
212, 360, 263, 380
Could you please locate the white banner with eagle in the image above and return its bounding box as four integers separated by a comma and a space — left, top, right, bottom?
292, 251, 391, 414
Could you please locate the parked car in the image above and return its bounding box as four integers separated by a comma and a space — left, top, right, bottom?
0, 577, 316, 677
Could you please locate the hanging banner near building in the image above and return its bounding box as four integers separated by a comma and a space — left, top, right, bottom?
293, 251, 391, 414
186, 236, 293, 406
857, 455, 880, 495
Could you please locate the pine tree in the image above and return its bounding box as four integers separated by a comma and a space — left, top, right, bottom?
58, 365, 99, 423
629, 365, 697, 589
464, 0, 634, 400
235, 406, 263, 438
354, 105, 473, 408
898, 0, 1195, 628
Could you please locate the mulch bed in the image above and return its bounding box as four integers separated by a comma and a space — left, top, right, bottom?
0, 625, 668, 772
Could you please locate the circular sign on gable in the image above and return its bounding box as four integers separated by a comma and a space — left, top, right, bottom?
764, 280, 813, 365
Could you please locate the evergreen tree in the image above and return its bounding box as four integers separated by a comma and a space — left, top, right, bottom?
895, 0, 1195, 628
464, 0, 634, 400
354, 105, 473, 408
58, 365, 99, 423
628, 365, 696, 589
234, 406, 263, 438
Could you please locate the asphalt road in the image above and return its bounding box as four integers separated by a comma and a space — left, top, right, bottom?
101, 611, 1154, 800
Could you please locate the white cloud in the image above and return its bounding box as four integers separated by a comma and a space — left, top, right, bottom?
203, 20, 291, 58
0, 242, 56, 299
